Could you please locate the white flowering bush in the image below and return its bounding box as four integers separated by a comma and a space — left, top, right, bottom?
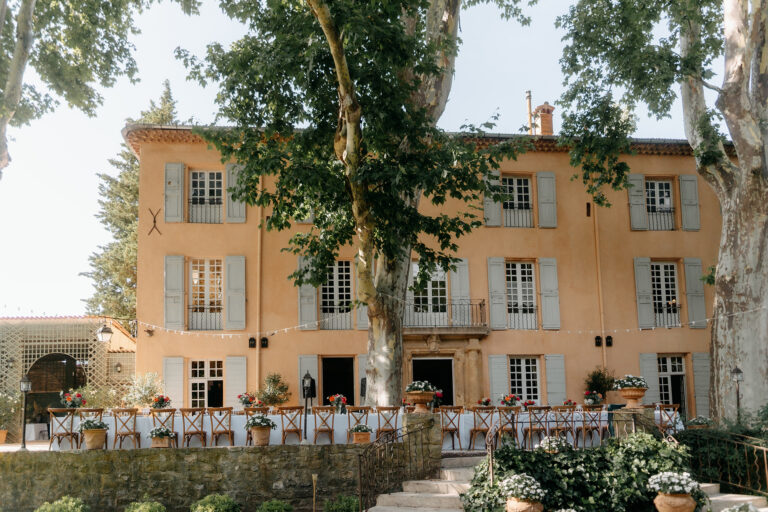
0, 391, 21, 429
405, 380, 436, 392
148, 426, 173, 438
685, 416, 714, 426
613, 375, 648, 390
647, 472, 699, 494
721, 505, 760, 512
498, 474, 546, 501
538, 435, 572, 452
245, 414, 277, 429
125, 372, 163, 407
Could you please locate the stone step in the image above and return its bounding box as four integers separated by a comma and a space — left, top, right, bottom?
402, 479, 470, 494
440, 455, 484, 468
701, 483, 721, 495
368, 507, 462, 512
376, 492, 462, 509
708, 492, 768, 512
440, 467, 474, 481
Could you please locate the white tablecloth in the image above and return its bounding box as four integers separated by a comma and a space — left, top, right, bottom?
25, 423, 48, 441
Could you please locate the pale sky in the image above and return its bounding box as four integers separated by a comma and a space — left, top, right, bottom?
0, 2, 691, 317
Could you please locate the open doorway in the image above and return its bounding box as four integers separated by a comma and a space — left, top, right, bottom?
322, 357, 355, 406
412, 358, 454, 405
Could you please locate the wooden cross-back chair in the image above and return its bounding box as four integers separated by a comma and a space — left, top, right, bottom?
48, 408, 78, 450
522, 406, 551, 449
180, 408, 207, 447
244, 407, 270, 446
346, 406, 371, 443
575, 405, 605, 448
438, 406, 463, 450
469, 406, 495, 450
77, 408, 107, 449
658, 404, 680, 435
549, 405, 576, 445
112, 408, 141, 449
375, 407, 399, 440
312, 406, 335, 444
208, 407, 235, 446
277, 406, 303, 444
497, 406, 522, 447
149, 408, 179, 447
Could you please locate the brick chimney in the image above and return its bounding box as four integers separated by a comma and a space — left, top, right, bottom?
534, 102, 555, 136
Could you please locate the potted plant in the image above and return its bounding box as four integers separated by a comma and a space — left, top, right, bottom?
149, 426, 174, 448
0, 391, 21, 444
537, 435, 571, 454
328, 394, 348, 414
612, 375, 648, 408
350, 424, 372, 444
60, 390, 86, 408
245, 414, 276, 446
478, 397, 491, 406
583, 390, 603, 406
521, 399, 536, 411
150, 394, 171, 409
429, 389, 443, 410
404, 381, 436, 414
238, 392, 263, 408
79, 419, 109, 450
500, 394, 520, 407
648, 471, 699, 512
685, 416, 713, 430
562, 399, 576, 406
499, 473, 546, 512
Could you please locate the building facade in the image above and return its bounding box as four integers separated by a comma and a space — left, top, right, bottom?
125, 123, 719, 419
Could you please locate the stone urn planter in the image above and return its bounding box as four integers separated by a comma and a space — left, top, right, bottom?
405, 391, 435, 414
505, 498, 544, 512
352, 432, 371, 444
653, 492, 696, 512
151, 437, 172, 448
0, 429, 7, 444
82, 429, 107, 450
619, 387, 647, 408
251, 426, 271, 446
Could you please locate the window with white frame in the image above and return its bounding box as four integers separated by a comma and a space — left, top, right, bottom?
645, 179, 675, 230
501, 176, 534, 228
189, 259, 223, 330
320, 260, 352, 330
189, 171, 223, 223
509, 357, 540, 403
407, 263, 448, 326
505, 262, 537, 329
190, 360, 224, 408
657, 355, 687, 416
651, 262, 680, 327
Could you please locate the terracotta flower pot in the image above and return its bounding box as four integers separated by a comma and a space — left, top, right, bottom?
251, 426, 271, 446
352, 431, 371, 444
0, 429, 7, 444
82, 429, 107, 450
619, 387, 648, 408
405, 391, 435, 414
151, 437, 171, 448
505, 497, 543, 512
653, 492, 696, 512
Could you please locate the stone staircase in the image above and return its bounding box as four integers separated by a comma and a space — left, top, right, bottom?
701, 483, 768, 511
367, 455, 482, 512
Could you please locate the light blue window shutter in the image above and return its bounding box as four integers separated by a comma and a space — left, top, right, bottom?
538, 258, 560, 330
226, 164, 246, 223
164, 163, 184, 223
684, 258, 707, 329
545, 354, 566, 405
162, 357, 184, 408
484, 170, 502, 226
634, 257, 654, 329
450, 258, 471, 326
404, 262, 416, 327
358, 354, 368, 403
628, 174, 648, 230
298, 355, 319, 401
639, 353, 661, 404
692, 352, 711, 417
487, 257, 507, 330
225, 356, 247, 407
536, 172, 557, 228
164, 255, 185, 329
225, 255, 246, 330
679, 175, 701, 231
298, 257, 318, 330
488, 355, 509, 404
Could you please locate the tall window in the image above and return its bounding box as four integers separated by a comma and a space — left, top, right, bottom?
320, 261, 352, 329
505, 262, 537, 329
651, 262, 680, 327
189, 171, 223, 223
658, 355, 686, 417
645, 179, 674, 230
189, 258, 223, 330
509, 357, 539, 403
407, 263, 448, 327
190, 360, 224, 408
502, 176, 533, 228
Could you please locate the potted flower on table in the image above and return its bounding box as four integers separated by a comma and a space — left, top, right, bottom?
350, 424, 372, 444
612, 375, 648, 408
245, 414, 277, 446
520, 399, 536, 411
404, 381, 436, 414
238, 392, 263, 408
562, 399, 576, 407
328, 394, 348, 414
648, 471, 699, 512
149, 426, 174, 448
499, 473, 546, 512
583, 390, 603, 406
60, 391, 86, 408
478, 397, 492, 406
79, 419, 109, 450
501, 394, 520, 407
150, 394, 171, 409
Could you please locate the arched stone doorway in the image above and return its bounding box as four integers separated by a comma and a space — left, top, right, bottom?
26, 353, 87, 424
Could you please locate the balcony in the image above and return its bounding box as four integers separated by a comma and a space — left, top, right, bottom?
319, 304, 353, 330
403, 299, 489, 340
189, 198, 223, 224
647, 206, 675, 231
654, 303, 681, 328
188, 306, 222, 330
503, 204, 534, 228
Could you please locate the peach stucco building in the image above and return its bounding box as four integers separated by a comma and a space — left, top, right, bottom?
124, 122, 719, 419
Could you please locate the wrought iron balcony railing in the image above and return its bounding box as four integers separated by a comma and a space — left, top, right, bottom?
654, 303, 682, 328
647, 206, 675, 231
503, 204, 534, 228
189, 198, 223, 224
188, 305, 223, 330
320, 304, 353, 330
403, 299, 487, 328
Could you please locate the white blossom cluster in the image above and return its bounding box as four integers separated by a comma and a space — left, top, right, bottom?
647, 472, 699, 494
554, 509, 578, 512
721, 505, 760, 512
613, 374, 648, 390
148, 426, 173, 438
686, 416, 714, 426
537, 435, 571, 452
405, 380, 436, 392
499, 473, 546, 501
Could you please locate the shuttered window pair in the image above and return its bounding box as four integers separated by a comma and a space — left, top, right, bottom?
488, 354, 565, 406
405, 262, 464, 327
484, 172, 557, 228
639, 352, 711, 417
162, 355, 247, 409
628, 174, 700, 231
164, 163, 246, 224
164, 255, 246, 331
298, 258, 368, 331
633, 257, 707, 330
488, 257, 560, 331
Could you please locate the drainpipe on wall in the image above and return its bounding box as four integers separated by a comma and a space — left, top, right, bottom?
592, 201, 608, 369
255, 178, 264, 388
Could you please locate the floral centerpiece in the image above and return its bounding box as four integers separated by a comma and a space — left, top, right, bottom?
148, 426, 174, 448
648, 472, 699, 512
538, 435, 571, 453
521, 399, 536, 411
79, 419, 108, 450
685, 416, 713, 430
405, 381, 436, 414
583, 390, 603, 406
613, 375, 648, 408
429, 389, 444, 410
562, 399, 576, 406
328, 393, 348, 414
150, 394, 171, 409
350, 424, 372, 444
499, 473, 546, 512
478, 397, 491, 406
501, 394, 520, 407
238, 392, 263, 408
60, 391, 85, 408
245, 414, 277, 446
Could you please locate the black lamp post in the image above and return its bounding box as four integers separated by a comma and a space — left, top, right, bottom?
731, 367, 744, 424
302, 371, 316, 441
19, 373, 31, 451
